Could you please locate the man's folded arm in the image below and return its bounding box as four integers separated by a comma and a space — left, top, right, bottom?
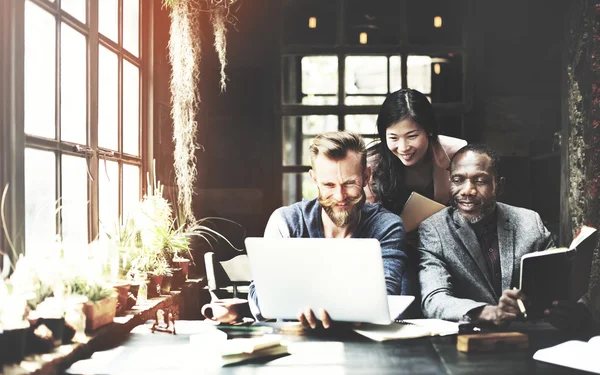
418, 221, 486, 321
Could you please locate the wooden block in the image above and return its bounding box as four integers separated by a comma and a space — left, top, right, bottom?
456, 332, 529, 353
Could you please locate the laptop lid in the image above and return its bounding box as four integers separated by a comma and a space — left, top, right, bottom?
245, 237, 412, 325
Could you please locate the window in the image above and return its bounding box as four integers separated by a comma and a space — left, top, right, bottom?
279, 0, 470, 206
2, 0, 150, 256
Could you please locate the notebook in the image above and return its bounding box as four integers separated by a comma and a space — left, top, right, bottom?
245, 237, 415, 325
533, 336, 600, 373
400, 192, 446, 232
353, 319, 459, 341
519, 225, 598, 318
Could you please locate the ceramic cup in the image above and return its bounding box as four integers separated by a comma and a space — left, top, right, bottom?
201, 298, 249, 324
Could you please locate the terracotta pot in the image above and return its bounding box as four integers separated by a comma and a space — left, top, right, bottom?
148, 275, 164, 298
171, 267, 185, 290
83, 296, 117, 331
161, 274, 173, 294
111, 282, 131, 315
174, 259, 190, 280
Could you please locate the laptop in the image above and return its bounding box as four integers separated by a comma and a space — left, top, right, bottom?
244, 237, 414, 325
400, 192, 446, 232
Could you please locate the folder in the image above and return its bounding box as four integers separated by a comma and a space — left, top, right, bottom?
399, 192, 446, 232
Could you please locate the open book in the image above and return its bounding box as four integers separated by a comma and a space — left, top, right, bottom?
400, 192, 446, 232
533, 336, 600, 373
520, 225, 598, 319
353, 319, 459, 341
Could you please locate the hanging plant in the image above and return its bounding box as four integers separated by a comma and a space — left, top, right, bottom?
163, 0, 241, 225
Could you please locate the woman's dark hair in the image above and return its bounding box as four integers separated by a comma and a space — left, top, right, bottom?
370, 88, 440, 214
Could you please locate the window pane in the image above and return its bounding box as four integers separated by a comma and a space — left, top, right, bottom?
302, 56, 337, 96
98, 46, 118, 150
345, 115, 378, 135
408, 54, 463, 103
61, 23, 87, 144
407, 55, 432, 95
122, 164, 140, 222
282, 173, 317, 207
99, 160, 119, 234
390, 56, 401, 92
123, 0, 139, 56
24, 1, 56, 139
345, 96, 387, 106
123, 60, 139, 155
99, 0, 118, 42
61, 155, 88, 246
282, 115, 338, 166
345, 56, 388, 95
25, 148, 56, 257
282, 55, 339, 105
61, 0, 87, 24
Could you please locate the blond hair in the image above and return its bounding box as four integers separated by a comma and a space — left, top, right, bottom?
309, 131, 367, 171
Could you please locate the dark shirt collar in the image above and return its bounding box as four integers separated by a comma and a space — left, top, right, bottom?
469, 206, 498, 235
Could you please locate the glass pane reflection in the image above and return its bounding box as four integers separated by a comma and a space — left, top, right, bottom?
25, 148, 56, 257
24, 1, 56, 139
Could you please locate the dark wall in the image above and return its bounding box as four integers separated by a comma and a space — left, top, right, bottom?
155, 0, 568, 238
192, 0, 280, 237
472, 0, 567, 236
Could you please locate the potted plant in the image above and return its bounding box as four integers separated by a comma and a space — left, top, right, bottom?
147, 257, 171, 298
70, 278, 117, 332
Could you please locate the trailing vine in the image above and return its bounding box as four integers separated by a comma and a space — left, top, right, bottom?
162, 0, 240, 224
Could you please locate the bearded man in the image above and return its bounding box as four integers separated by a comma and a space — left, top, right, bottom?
248, 131, 408, 328
418, 144, 557, 324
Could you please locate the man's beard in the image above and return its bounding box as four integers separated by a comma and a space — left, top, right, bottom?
452, 196, 497, 224
319, 192, 366, 228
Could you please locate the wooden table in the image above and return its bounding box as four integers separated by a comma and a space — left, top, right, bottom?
64, 321, 589, 374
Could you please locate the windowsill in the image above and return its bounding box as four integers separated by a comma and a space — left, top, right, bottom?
2, 292, 180, 375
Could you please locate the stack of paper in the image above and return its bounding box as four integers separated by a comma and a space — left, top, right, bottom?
218, 335, 289, 366
533, 336, 600, 373
354, 319, 459, 342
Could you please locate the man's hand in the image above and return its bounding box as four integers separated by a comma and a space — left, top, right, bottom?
545, 300, 591, 332
474, 289, 523, 325
297, 307, 332, 329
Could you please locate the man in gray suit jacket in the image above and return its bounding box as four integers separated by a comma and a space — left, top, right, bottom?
418, 144, 555, 324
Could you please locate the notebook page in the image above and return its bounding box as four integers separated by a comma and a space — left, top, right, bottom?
533, 337, 600, 374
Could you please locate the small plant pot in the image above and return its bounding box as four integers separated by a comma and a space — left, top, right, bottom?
83, 296, 117, 332
148, 275, 164, 298
38, 317, 65, 347
111, 282, 131, 315
174, 259, 190, 279
0, 327, 28, 364
171, 267, 185, 290
161, 274, 173, 294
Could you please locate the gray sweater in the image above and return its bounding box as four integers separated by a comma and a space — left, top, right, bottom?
248, 198, 407, 320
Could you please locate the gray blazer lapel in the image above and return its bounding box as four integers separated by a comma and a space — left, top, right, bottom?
452, 210, 496, 293
497, 206, 515, 292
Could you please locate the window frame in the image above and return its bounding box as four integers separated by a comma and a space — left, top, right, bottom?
1, 0, 154, 260
277, 0, 474, 206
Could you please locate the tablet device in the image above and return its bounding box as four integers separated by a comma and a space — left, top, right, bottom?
400, 192, 446, 232
245, 237, 414, 325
